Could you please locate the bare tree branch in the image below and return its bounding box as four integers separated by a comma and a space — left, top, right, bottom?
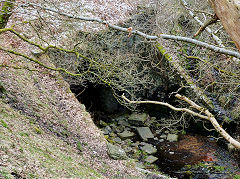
159, 34, 240, 59
193, 16, 218, 37
122, 94, 240, 149
175, 94, 240, 149
180, 0, 224, 47
121, 93, 209, 120
25, 2, 240, 59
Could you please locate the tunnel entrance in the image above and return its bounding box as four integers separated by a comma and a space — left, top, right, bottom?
70, 83, 129, 124
69, 83, 240, 179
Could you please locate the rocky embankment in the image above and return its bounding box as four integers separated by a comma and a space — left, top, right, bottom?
103, 113, 178, 166
102, 112, 240, 178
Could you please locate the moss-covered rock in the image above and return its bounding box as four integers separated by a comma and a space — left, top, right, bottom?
107, 143, 128, 160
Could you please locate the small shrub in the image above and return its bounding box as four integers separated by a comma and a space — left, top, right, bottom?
34, 126, 43, 134
19, 132, 29, 137
0, 119, 9, 129
77, 141, 83, 152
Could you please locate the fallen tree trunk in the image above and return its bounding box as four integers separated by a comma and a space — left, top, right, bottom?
208, 0, 240, 51
156, 44, 214, 110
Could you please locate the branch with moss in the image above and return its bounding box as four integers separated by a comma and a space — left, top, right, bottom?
122, 93, 240, 149
0, 0, 15, 29
182, 54, 240, 77
156, 44, 215, 109
0, 45, 86, 76
0, 33, 115, 89
0, 63, 40, 72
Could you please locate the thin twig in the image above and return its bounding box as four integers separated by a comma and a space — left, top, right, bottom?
180, 0, 224, 47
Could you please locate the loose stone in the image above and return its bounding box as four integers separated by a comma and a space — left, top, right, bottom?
140, 142, 149, 146
141, 144, 157, 155
136, 162, 145, 169
131, 141, 140, 147
128, 113, 148, 126
107, 143, 128, 160
102, 126, 112, 135
113, 137, 122, 144
99, 120, 108, 127
136, 127, 154, 141
117, 130, 135, 140
144, 155, 158, 164
124, 147, 132, 153
159, 139, 164, 142
159, 134, 167, 139
167, 134, 179, 142
118, 119, 131, 127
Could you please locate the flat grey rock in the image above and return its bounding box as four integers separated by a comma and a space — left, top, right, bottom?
139, 142, 149, 146
114, 126, 124, 133
109, 132, 116, 137
102, 126, 112, 135
124, 147, 132, 153
107, 143, 128, 160
117, 130, 135, 140
128, 113, 148, 126
118, 119, 131, 127
113, 137, 122, 143
144, 155, 158, 164
159, 139, 164, 142
131, 141, 140, 147
141, 144, 157, 154
99, 120, 108, 127
159, 134, 167, 139
136, 162, 145, 169
164, 130, 170, 134
166, 134, 178, 142
136, 127, 154, 141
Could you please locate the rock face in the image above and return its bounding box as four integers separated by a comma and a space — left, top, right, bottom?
99, 87, 126, 114
107, 143, 128, 160
136, 127, 154, 141
128, 113, 148, 126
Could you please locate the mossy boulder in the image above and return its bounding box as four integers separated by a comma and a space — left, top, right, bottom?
107, 143, 128, 160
